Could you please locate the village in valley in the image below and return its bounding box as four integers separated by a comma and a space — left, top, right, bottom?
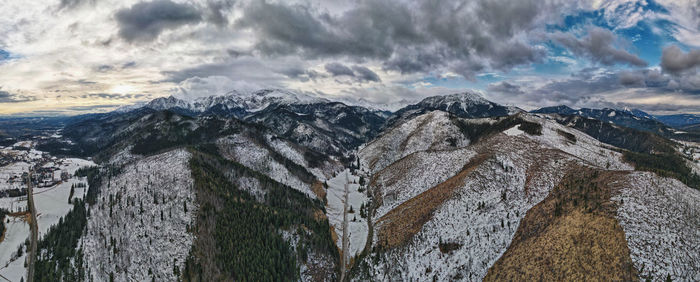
0, 138, 95, 282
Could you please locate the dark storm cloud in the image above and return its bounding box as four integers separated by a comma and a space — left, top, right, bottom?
0, 90, 36, 103
352, 66, 381, 82
551, 27, 647, 67
122, 61, 137, 68
537, 73, 623, 100
488, 73, 629, 109
115, 0, 202, 42
275, 66, 326, 82
235, 0, 551, 79
163, 61, 241, 83
613, 101, 698, 113
618, 71, 646, 87
162, 57, 288, 87
487, 81, 525, 95
277, 66, 306, 78
58, 0, 95, 10
323, 63, 380, 83
660, 45, 700, 74
325, 63, 354, 77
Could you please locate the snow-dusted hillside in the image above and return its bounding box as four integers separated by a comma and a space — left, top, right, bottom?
370, 147, 477, 220
359, 133, 581, 281
354, 111, 640, 280
612, 172, 700, 281
217, 133, 334, 199
82, 149, 196, 282
526, 114, 632, 170
359, 111, 469, 173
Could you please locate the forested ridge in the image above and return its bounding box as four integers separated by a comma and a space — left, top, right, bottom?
183, 145, 338, 281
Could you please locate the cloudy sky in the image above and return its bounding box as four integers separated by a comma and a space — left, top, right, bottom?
1, 0, 699, 115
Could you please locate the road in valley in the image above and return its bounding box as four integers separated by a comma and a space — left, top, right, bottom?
26, 170, 38, 282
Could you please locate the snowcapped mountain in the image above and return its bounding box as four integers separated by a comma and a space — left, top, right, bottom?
145, 89, 328, 118
532, 105, 657, 121
139, 89, 388, 158
387, 91, 522, 128
530, 105, 700, 142
622, 107, 656, 120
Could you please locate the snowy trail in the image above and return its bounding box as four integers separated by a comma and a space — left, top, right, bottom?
340, 172, 349, 281
326, 169, 369, 281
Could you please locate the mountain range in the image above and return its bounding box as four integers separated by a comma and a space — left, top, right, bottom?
1, 89, 699, 281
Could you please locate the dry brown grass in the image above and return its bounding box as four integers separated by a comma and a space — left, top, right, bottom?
311, 180, 327, 203
485, 168, 638, 281
330, 226, 341, 257
375, 153, 490, 249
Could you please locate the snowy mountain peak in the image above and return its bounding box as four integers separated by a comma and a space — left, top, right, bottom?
145, 96, 190, 110
419, 91, 491, 109
621, 108, 655, 120
144, 88, 329, 115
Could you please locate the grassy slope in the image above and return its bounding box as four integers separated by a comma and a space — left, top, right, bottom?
485, 168, 637, 281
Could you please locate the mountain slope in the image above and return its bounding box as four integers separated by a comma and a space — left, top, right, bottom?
245, 102, 386, 158
531, 106, 671, 135
143, 90, 387, 160
351, 110, 699, 281
82, 149, 196, 281
655, 114, 700, 128
359, 111, 470, 173
386, 92, 520, 128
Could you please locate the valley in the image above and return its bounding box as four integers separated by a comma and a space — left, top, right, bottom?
0, 142, 95, 281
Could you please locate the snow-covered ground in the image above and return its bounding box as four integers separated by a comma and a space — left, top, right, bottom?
0, 161, 32, 192
370, 147, 477, 219
326, 169, 368, 259
0, 147, 94, 282
611, 172, 700, 281
503, 126, 524, 136
218, 134, 316, 199
359, 111, 469, 173
266, 135, 341, 180
676, 140, 700, 175
525, 114, 632, 171
0, 196, 26, 214
0, 218, 29, 281
82, 149, 196, 282
35, 158, 94, 239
